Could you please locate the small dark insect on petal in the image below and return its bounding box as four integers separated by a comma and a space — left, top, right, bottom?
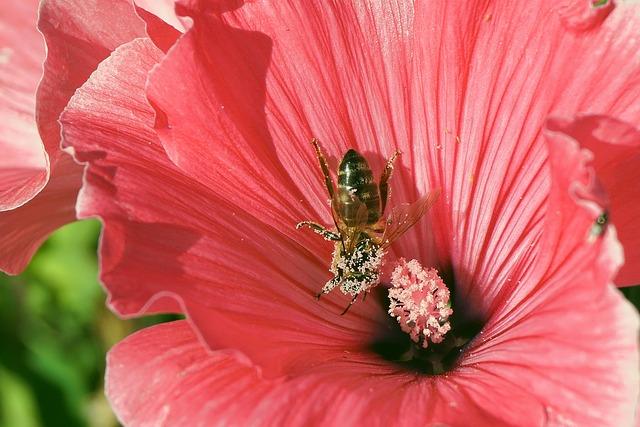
589, 210, 608, 241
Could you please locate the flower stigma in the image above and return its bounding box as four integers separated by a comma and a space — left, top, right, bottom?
388, 259, 453, 349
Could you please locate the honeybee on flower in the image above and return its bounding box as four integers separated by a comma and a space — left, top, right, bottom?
297, 139, 439, 313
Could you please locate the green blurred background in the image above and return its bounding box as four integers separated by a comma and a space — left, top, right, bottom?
0, 221, 179, 427
0, 220, 639, 427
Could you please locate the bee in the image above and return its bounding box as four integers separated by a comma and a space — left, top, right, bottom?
297, 139, 439, 314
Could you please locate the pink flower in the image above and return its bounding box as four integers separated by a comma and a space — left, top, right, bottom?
9, 0, 640, 425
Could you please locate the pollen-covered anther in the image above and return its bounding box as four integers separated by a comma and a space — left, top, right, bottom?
388, 259, 453, 348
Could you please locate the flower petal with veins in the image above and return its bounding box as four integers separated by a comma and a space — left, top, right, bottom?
62, 38, 386, 376
547, 115, 640, 286
0, 0, 48, 211
55, 0, 640, 424
0, 0, 184, 274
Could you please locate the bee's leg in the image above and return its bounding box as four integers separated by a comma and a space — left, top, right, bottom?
296, 221, 341, 241
379, 150, 401, 215
310, 139, 346, 251
317, 276, 341, 299
341, 294, 360, 315
337, 272, 373, 315
311, 138, 336, 200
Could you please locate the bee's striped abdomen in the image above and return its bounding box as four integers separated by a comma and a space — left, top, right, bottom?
337, 149, 380, 225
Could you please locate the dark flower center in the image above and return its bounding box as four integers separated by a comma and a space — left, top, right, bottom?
369, 267, 484, 375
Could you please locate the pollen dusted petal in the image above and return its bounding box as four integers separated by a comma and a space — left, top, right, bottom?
62, 37, 387, 378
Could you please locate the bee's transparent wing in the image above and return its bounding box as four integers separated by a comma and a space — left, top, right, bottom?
330, 192, 344, 230
332, 187, 370, 253
381, 189, 440, 248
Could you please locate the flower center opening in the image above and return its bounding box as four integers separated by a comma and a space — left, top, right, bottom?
369, 260, 484, 375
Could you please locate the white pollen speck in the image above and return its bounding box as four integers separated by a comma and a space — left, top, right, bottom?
0, 48, 13, 65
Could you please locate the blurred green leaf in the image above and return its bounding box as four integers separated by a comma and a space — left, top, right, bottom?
0, 365, 40, 427
0, 220, 103, 427
1, 219, 181, 427
26, 220, 102, 322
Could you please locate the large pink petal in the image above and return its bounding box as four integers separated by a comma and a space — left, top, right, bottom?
0, 156, 81, 274
0, 0, 48, 210
106, 321, 507, 426
106, 91, 638, 426
547, 115, 640, 286
408, 0, 640, 317
61, 38, 386, 377
108, 288, 638, 427
147, 1, 640, 321
106, 321, 272, 426
0, 0, 180, 275
0, 0, 84, 274
459, 289, 638, 426
461, 123, 639, 425
36, 0, 147, 164
146, 1, 418, 242
79, 0, 640, 381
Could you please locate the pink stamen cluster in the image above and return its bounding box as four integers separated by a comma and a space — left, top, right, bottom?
388, 259, 453, 348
